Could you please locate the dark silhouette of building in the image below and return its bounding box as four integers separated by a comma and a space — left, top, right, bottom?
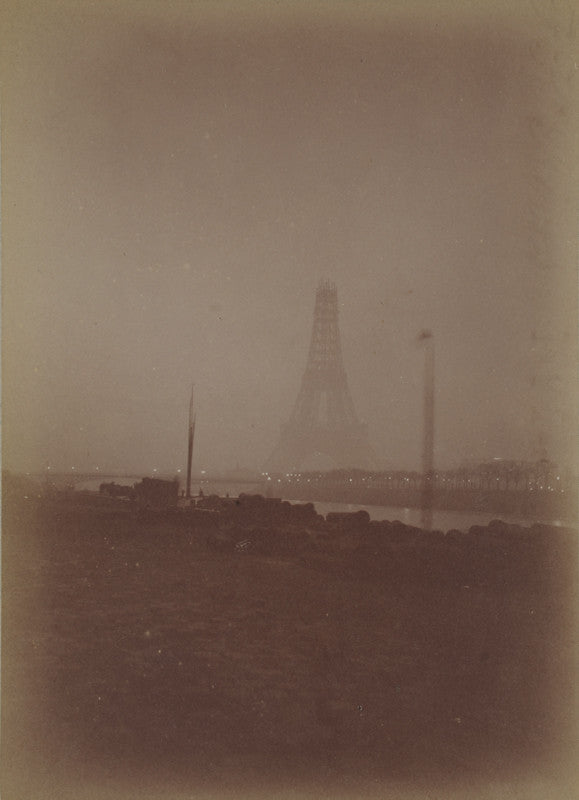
134, 477, 179, 509
266, 279, 376, 472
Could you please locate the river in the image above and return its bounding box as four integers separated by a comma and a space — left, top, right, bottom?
77, 476, 571, 532
303, 501, 569, 532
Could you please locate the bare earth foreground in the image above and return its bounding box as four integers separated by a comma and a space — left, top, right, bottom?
3, 491, 578, 800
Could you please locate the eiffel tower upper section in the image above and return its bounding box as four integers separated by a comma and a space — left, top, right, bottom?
266, 280, 376, 472
289, 279, 358, 431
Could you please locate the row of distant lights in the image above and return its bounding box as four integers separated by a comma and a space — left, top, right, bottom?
43, 466, 563, 492
260, 471, 564, 490
45, 466, 208, 476
262, 471, 314, 484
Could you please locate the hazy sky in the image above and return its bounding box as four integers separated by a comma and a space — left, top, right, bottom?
3, 1, 578, 475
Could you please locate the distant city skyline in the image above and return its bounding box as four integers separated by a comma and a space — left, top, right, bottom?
3, 2, 578, 477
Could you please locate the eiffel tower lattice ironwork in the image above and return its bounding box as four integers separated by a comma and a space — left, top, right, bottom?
266, 279, 376, 472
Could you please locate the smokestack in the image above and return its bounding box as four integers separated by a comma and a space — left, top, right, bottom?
186, 385, 195, 500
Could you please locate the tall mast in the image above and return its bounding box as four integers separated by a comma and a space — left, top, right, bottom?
186, 384, 195, 500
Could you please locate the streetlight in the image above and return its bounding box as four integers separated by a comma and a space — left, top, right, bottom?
186, 383, 195, 500
418, 330, 435, 531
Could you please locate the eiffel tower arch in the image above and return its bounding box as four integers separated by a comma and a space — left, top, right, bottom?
266, 280, 377, 473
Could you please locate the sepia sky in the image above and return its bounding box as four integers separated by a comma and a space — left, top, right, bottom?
3, 1, 578, 475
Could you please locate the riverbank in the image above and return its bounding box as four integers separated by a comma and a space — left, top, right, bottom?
3, 492, 577, 799
34, 468, 578, 526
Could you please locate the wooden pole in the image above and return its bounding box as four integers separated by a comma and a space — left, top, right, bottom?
186, 385, 195, 499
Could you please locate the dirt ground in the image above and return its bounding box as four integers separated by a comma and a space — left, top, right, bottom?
3, 496, 577, 799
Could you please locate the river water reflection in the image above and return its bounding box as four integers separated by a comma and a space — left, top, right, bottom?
305, 501, 567, 533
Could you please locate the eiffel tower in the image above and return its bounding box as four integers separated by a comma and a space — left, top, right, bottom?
266, 279, 376, 472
